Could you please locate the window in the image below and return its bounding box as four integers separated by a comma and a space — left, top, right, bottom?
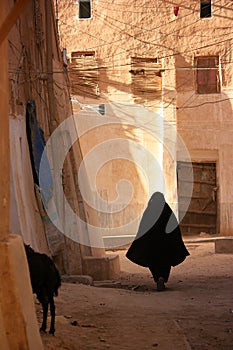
200, 1, 211, 18
130, 57, 162, 103
98, 104, 105, 116
79, 0, 91, 19
69, 51, 99, 97
195, 56, 220, 94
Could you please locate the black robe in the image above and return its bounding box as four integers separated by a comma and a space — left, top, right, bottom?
126, 192, 189, 268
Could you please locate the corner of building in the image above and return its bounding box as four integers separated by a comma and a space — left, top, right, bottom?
0, 235, 43, 350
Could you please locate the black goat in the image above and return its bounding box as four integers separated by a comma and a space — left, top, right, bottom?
24, 244, 61, 335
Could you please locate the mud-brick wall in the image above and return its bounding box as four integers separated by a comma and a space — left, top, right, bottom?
8, 0, 88, 273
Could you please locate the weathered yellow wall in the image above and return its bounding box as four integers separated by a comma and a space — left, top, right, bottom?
8, 0, 88, 273
58, 0, 176, 239
74, 106, 165, 238
1, 0, 43, 347
7, 0, 119, 280
57, 0, 233, 236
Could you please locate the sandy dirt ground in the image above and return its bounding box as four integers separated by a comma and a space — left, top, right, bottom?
38, 241, 233, 350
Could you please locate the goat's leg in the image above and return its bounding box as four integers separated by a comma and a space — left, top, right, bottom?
40, 302, 48, 333
48, 296, 56, 335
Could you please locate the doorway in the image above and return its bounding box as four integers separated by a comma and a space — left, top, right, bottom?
177, 161, 217, 236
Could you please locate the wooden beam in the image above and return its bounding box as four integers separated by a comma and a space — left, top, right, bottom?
0, 0, 29, 45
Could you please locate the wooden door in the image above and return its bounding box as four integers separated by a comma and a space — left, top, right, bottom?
177, 162, 217, 236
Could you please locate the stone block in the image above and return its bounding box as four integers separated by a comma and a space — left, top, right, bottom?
82, 254, 120, 281
215, 237, 233, 254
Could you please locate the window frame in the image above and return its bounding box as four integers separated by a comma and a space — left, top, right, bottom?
195, 56, 220, 94
200, 0, 212, 18
78, 0, 92, 20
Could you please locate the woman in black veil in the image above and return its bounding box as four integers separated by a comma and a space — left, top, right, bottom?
126, 192, 189, 291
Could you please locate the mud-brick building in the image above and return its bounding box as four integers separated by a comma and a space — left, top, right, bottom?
56, 0, 233, 243
7, 0, 119, 277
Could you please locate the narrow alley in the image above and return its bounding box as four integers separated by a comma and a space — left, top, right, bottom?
41, 240, 233, 350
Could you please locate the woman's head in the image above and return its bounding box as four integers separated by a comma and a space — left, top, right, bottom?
149, 191, 165, 205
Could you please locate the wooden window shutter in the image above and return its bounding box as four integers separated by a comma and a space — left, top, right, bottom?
130, 57, 162, 103
69, 51, 99, 97
196, 56, 220, 94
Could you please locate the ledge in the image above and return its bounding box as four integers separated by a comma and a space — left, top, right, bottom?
82, 253, 120, 281
215, 237, 233, 254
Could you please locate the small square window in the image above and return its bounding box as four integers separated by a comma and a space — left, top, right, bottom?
79, 0, 91, 19
98, 104, 105, 116
200, 1, 211, 18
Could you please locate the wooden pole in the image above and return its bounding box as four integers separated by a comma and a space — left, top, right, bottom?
0, 0, 29, 45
